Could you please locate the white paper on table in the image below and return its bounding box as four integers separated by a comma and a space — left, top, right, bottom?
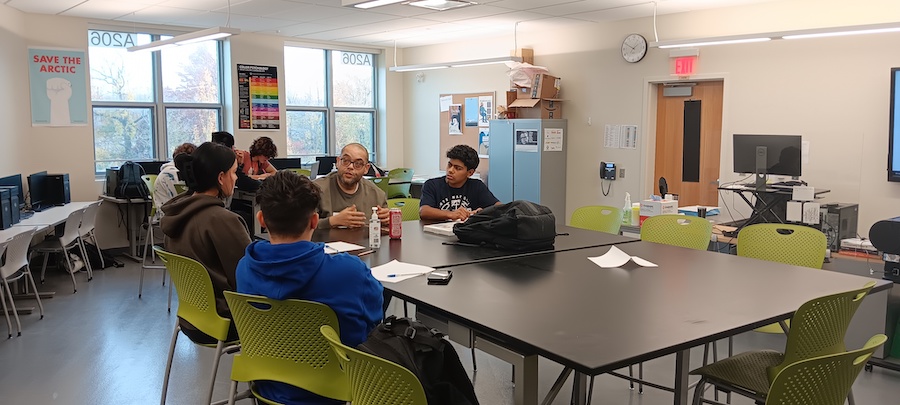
588, 246, 657, 268
371, 259, 434, 283
323, 241, 366, 254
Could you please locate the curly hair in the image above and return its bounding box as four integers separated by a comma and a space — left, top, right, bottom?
256, 170, 321, 236
172, 143, 196, 160
249, 136, 278, 159
447, 144, 479, 171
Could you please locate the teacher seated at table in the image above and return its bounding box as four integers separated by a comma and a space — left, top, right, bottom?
420, 144, 500, 221
160, 141, 251, 344
313, 143, 389, 229
236, 170, 383, 405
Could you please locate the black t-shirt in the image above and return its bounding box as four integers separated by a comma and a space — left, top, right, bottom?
420, 176, 499, 211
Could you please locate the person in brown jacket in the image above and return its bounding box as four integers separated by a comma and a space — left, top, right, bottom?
160, 141, 251, 344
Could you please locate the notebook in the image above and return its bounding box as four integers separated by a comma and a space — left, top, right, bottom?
422, 221, 458, 237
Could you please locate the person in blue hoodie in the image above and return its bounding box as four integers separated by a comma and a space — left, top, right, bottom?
236, 170, 383, 405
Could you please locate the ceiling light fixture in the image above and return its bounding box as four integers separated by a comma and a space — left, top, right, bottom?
781, 22, 900, 39
408, 0, 476, 11
127, 26, 240, 52
342, 0, 406, 9
651, 22, 900, 49
390, 55, 522, 72
653, 34, 771, 49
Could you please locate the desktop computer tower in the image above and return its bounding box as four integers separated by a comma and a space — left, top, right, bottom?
0, 186, 19, 224
823, 203, 859, 250
0, 188, 10, 229
45, 173, 71, 206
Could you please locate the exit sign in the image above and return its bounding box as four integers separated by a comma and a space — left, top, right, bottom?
673, 56, 697, 76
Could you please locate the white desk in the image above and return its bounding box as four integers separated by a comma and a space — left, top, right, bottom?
14, 201, 94, 228
98, 195, 149, 261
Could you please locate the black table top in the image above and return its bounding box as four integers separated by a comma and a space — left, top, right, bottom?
312, 220, 636, 269
385, 240, 889, 375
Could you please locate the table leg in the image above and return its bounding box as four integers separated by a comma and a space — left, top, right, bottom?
570, 372, 587, 405
674, 349, 691, 405
475, 337, 538, 405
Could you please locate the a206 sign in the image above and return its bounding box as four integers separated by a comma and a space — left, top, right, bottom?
341, 52, 372, 66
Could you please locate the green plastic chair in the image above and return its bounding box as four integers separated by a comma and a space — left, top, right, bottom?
690, 281, 877, 405
387, 198, 421, 221
570, 205, 622, 234
738, 224, 827, 333
370, 177, 390, 195
286, 168, 312, 177
640, 214, 712, 250
174, 183, 188, 195
386, 168, 414, 198
223, 292, 349, 404
154, 246, 239, 405
140, 174, 170, 307
321, 325, 428, 405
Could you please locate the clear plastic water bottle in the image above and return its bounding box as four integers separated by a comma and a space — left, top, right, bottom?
369, 207, 381, 249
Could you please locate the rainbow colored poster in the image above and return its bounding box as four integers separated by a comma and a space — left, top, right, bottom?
237, 64, 280, 130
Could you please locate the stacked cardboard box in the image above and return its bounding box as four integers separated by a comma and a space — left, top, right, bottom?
507, 73, 563, 119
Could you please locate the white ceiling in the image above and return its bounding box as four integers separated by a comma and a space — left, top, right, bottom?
4, 0, 777, 47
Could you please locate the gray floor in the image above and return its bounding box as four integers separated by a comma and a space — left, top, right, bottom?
1, 256, 898, 404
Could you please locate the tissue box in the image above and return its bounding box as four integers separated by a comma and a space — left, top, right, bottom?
639, 200, 678, 224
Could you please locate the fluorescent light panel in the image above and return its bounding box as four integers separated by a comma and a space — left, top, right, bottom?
344, 0, 406, 9
408, 0, 475, 11
391, 55, 522, 72
652, 22, 900, 49
128, 27, 239, 52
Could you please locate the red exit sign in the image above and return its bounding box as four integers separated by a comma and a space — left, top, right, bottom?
673, 56, 697, 76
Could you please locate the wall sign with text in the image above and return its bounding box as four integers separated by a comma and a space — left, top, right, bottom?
237, 64, 280, 130
28, 47, 88, 127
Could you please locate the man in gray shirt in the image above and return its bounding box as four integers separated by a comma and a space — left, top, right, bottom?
313, 143, 389, 229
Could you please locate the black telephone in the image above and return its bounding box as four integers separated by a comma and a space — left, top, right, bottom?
600, 162, 616, 180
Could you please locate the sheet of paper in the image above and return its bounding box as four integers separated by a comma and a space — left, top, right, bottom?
604, 124, 621, 149
439, 95, 452, 112
543, 128, 563, 152
620, 125, 638, 149
323, 241, 366, 254
371, 259, 434, 283
588, 246, 657, 268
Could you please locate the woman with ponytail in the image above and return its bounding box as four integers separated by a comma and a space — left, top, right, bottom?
160, 141, 251, 343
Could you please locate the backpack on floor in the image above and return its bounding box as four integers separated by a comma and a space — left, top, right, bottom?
357, 316, 479, 405
452, 200, 557, 251
115, 161, 149, 199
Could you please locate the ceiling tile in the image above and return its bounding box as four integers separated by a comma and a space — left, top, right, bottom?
416, 4, 512, 23
170, 12, 297, 31
459, 10, 552, 29
570, 6, 652, 23
113, 5, 209, 25
219, 0, 305, 17
488, 0, 579, 11
262, 22, 332, 36
157, 0, 245, 11
61, 1, 149, 19
6, 0, 83, 14
314, 12, 399, 29
272, 4, 354, 21
533, 0, 644, 17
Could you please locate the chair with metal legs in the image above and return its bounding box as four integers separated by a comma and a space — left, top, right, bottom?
78, 201, 104, 271
0, 228, 42, 338
139, 175, 169, 302
34, 208, 89, 293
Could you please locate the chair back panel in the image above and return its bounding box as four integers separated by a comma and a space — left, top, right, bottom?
153, 246, 231, 341
141, 175, 157, 217
765, 334, 886, 405
570, 206, 622, 234
286, 168, 312, 177
737, 224, 827, 269
370, 177, 390, 195
0, 228, 36, 278
388, 198, 421, 221
640, 215, 712, 250
321, 325, 427, 405
768, 281, 876, 381
224, 292, 349, 401
387, 168, 414, 198
79, 201, 101, 237
60, 209, 85, 246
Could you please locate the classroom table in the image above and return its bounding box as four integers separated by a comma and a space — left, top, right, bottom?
384, 240, 892, 405
98, 195, 149, 261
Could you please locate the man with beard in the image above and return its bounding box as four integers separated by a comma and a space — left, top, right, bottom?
313, 143, 389, 229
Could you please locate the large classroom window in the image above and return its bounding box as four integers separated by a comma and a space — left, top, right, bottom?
89, 30, 224, 173
284, 46, 377, 161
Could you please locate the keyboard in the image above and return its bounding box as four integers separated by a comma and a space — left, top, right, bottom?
20, 210, 34, 219
772, 180, 807, 187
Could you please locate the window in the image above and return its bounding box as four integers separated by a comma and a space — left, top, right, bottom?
284, 46, 376, 160
89, 30, 224, 173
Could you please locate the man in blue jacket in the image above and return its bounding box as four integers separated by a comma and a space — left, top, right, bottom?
236, 170, 383, 405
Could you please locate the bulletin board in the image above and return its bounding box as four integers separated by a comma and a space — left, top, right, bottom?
439, 92, 494, 179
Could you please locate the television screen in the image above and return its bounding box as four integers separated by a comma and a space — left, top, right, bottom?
316, 156, 337, 175
890, 68, 900, 181
137, 160, 168, 175
733, 134, 802, 177
0, 174, 24, 209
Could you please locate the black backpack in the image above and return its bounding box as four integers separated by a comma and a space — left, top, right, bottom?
357, 316, 479, 405
115, 161, 149, 199
452, 200, 557, 251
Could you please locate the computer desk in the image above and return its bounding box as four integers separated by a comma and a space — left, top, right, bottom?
718, 184, 830, 234
384, 240, 891, 405
99, 195, 149, 261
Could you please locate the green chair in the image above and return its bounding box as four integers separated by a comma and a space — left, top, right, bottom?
386, 168, 414, 198
370, 177, 390, 195
286, 168, 312, 177
690, 282, 877, 405
174, 183, 188, 195
223, 292, 349, 405
140, 175, 170, 309
738, 224, 827, 333
154, 247, 240, 405
321, 325, 428, 405
387, 198, 421, 221
640, 214, 712, 251
570, 205, 622, 234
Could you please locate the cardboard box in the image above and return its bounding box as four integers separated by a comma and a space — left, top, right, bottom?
508, 98, 563, 119
515, 86, 532, 99
531, 73, 560, 99
639, 199, 678, 218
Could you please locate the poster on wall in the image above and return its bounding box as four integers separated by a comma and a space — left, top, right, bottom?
28, 47, 88, 127
464, 97, 479, 127
478, 127, 490, 157
237, 64, 280, 130
449, 104, 462, 135
515, 129, 538, 152
478, 96, 492, 127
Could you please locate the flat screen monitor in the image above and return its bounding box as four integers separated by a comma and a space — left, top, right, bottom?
890, 68, 900, 181
268, 157, 302, 170
27, 171, 48, 211
137, 160, 168, 175
315, 156, 337, 175
733, 134, 802, 177
0, 174, 24, 210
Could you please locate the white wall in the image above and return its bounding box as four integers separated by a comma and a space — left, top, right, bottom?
399, 0, 900, 235
0, 4, 27, 177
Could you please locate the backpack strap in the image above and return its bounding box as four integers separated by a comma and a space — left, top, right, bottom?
382, 317, 445, 351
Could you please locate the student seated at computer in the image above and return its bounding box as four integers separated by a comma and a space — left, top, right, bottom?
236, 170, 383, 405
160, 142, 251, 344
420, 144, 500, 221
240, 136, 278, 181
153, 142, 196, 219
313, 143, 389, 229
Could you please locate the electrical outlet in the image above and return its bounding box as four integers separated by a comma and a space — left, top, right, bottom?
619, 168, 625, 178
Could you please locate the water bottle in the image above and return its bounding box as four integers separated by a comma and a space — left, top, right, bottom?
622, 192, 632, 225
369, 207, 381, 249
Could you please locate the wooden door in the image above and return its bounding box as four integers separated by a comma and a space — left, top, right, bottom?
654, 81, 723, 207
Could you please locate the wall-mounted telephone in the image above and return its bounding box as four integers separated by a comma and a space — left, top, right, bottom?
601, 162, 616, 180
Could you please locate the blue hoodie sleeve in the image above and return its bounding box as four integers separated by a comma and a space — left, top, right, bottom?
353, 260, 384, 335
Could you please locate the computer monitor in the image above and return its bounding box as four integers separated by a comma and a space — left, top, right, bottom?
733, 134, 802, 177
315, 156, 337, 175
0, 174, 24, 210
268, 157, 302, 170
137, 160, 167, 175
27, 171, 48, 211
